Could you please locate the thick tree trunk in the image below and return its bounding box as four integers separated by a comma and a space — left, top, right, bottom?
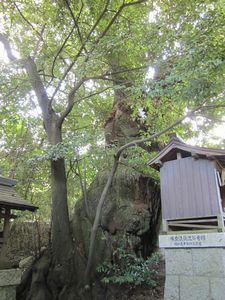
18, 57, 161, 300
51, 158, 72, 263
104, 76, 139, 146
45, 117, 73, 266
17, 120, 76, 300
75, 66, 161, 287
24, 56, 73, 264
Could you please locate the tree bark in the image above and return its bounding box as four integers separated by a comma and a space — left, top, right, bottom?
25, 57, 73, 266
45, 116, 73, 266
83, 63, 161, 284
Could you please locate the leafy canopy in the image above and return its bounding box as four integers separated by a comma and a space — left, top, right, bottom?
0, 0, 224, 218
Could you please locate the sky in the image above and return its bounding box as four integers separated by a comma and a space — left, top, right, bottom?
0, 43, 8, 62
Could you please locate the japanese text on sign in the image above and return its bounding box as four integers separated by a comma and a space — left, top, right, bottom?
169, 234, 206, 247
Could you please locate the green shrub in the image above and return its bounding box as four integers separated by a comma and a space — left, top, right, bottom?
97, 247, 160, 286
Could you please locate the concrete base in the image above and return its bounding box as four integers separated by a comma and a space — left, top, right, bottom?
164, 248, 225, 300
0, 269, 21, 300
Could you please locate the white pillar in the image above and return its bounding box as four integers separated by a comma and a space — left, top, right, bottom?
160, 233, 225, 300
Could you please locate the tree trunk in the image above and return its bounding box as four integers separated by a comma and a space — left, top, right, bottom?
73, 65, 161, 287
24, 56, 73, 265
51, 158, 72, 263
45, 116, 73, 266
104, 69, 140, 146
18, 58, 161, 300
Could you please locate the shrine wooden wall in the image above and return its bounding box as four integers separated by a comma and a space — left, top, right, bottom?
160, 157, 222, 220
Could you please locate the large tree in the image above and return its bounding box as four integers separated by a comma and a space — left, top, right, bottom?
0, 1, 155, 297
0, 0, 224, 298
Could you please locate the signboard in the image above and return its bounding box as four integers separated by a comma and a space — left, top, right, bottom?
159, 232, 225, 248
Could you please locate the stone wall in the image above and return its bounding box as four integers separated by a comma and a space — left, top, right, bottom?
164, 248, 225, 300
0, 269, 21, 300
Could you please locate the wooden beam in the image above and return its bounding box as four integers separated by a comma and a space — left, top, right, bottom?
206, 155, 216, 161
167, 215, 217, 221
168, 218, 217, 224
167, 229, 218, 235
162, 219, 168, 233
169, 223, 218, 229
0, 212, 17, 219
177, 152, 182, 160
3, 208, 11, 239
0, 176, 17, 187
157, 160, 163, 167
191, 152, 199, 159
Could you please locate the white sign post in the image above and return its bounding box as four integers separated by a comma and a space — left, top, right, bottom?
160, 233, 225, 299
159, 232, 225, 248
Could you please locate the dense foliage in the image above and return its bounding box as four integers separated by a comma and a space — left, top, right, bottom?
0, 1, 224, 296
97, 247, 160, 286
0, 0, 224, 216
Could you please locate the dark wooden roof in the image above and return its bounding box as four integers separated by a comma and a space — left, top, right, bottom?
148, 137, 225, 170
0, 176, 38, 211
0, 176, 17, 187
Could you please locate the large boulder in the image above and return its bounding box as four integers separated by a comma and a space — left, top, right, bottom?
72, 164, 161, 279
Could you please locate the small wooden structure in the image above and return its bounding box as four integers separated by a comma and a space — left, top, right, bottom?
0, 176, 38, 249
149, 134, 225, 233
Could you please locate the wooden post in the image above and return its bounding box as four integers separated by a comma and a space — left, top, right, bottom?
217, 214, 225, 232
162, 219, 168, 234
0, 208, 11, 256
3, 208, 11, 239
0, 217, 3, 250
177, 152, 182, 160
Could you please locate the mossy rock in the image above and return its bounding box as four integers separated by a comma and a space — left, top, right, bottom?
72, 164, 161, 279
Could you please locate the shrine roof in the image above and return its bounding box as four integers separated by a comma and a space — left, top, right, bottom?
0, 176, 38, 211
148, 134, 225, 170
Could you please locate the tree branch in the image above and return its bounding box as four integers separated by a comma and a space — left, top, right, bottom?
24, 56, 51, 118
76, 159, 90, 220
14, 2, 44, 41
58, 64, 146, 124
64, 0, 87, 53
51, 24, 76, 79
0, 33, 17, 61
77, 0, 84, 21
198, 104, 225, 110
59, 85, 112, 124
50, 0, 110, 101
78, 86, 112, 102
85, 65, 147, 82
33, 25, 46, 57
92, 0, 146, 48
0, 34, 50, 119
59, 78, 86, 123
51, 0, 146, 101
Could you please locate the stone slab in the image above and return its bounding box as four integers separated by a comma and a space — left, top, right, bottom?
159, 233, 225, 248
210, 277, 225, 300
0, 286, 16, 300
0, 269, 21, 286
164, 275, 179, 300
192, 248, 225, 277
163, 247, 225, 299
180, 276, 210, 300
165, 249, 193, 275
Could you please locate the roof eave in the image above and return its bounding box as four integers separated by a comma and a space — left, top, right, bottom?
0, 201, 38, 212
0, 176, 17, 187
148, 141, 225, 169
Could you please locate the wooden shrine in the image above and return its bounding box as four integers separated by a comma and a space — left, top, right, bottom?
0, 176, 38, 250
149, 133, 225, 233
